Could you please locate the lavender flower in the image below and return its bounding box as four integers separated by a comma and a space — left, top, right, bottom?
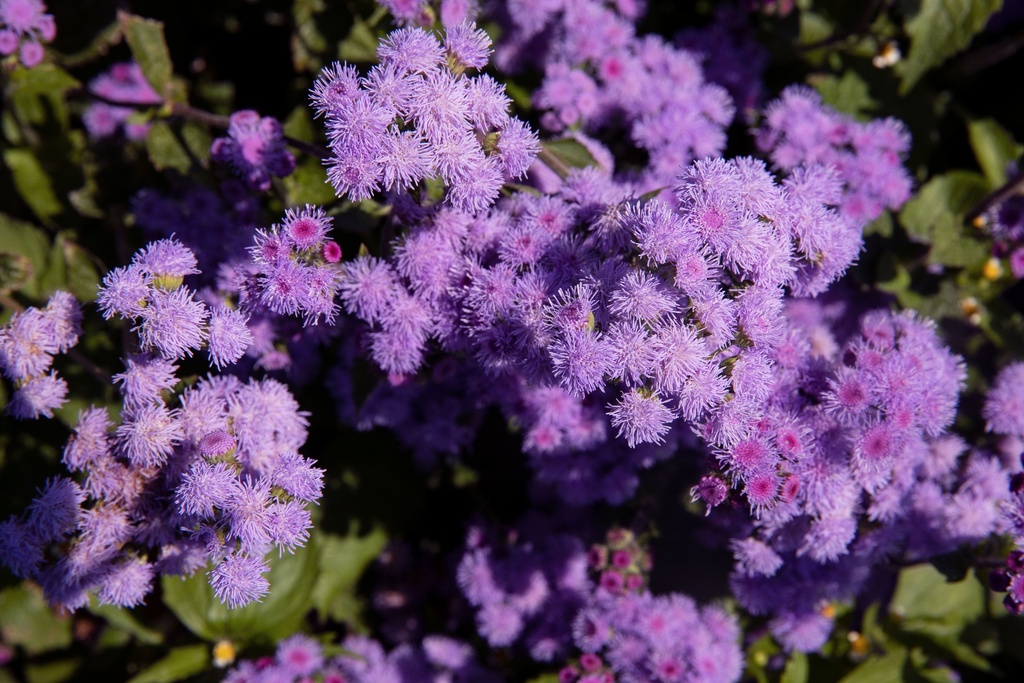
0, 0, 56, 68
211, 110, 296, 191
83, 61, 162, 140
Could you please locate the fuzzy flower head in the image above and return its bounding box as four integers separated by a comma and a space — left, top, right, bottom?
211, 110, 296, 191
0, 0, 56, 67
314, 23, 538, 213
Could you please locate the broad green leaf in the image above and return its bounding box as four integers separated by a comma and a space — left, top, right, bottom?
62, 238, 102, 302
146, 122, 192, 174
0, 585, 72, 655
0, 213, 49, 297
285, 160, 336, 206
541, 138, 600, 173
7, 65, 80, 129
812, 71, 877, 118
89, 602, 164, 646
897, 0, 1003, 93
890, 565, 986, 624
126, 644, 209, 683
3, 148, 63, 221
25, 660, 80, 683
311, 524, 387, 619
526, 676, 560, 683
898, 171, 989, 267
338, 17, 380, 63
781, 651, 809, 683
967, 118, 1023, 187
118, 12, 174, 98
162, 539, 320, 643
838, 650, 907, 683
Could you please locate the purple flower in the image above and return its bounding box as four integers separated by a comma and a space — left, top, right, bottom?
135, 286, 210, 359
97, 265, 150, 320
112, 354, 179, 410
7, 371, 68, 419
207, 306, 253, 369
176, 461, 239, 519
83, 61, 162, 140
211, 110, 295, 191
209, 553, 270, 608
97, 558, 153, 607
275, 634, 323, 677
984, 362, 1024, 438
607, 389, 674, 447
0, 0, 55, 68
116, 403, 182, 467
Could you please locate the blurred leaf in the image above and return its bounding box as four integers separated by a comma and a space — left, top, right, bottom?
898, 171, 989, 267
24, 660, 79, 683
967, 118, 1023, 187
891, 565, 986, 624
897, 0, 1003, 93
526, 676, 560, 683
285, 160, 335, 206
162, 539, 320, 643
89, 602, 164, 646
0, 585, 72, 656
146, 122, 192, 173
542, 139, 599, 170
838, 650, 907, 683
3, 148, 63, 222
0, 212, 50, 297
311, 525, 387, 620
812, 71, 877, 117
292, 0, 328, 71
126, 644, 208, 683
781, 652, 809, 683
180, 122, 212, 166
118, 12, 174, 99
7, 65, 80, 129
61, 238, 101, 302
338, 16, 380, 63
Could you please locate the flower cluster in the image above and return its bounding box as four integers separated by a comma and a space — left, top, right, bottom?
312, 23, 539, 212
83, 61, 163, 141
211, 110, 296, 192
97, 237, 253, 368
379, 0, 479, 27
457, 522, 591, 660
0, 241, 320, 610
756, 86, 913, 224
0, 0, 55, 68
562, 591, 742, 683
585, 528, 650, 596
248, 205, 343, 325
715, 302, 1015, 650
979, 192, 1024, 280
0, 291, 80, 419
222, 633, 499, 683
496, 0, 733, 192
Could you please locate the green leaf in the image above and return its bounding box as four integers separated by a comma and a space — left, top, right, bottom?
7, 65, 80, 129
311, 525, 387, 620
838, 650, 907, 683
118, 12, 175, 98
781, 652, 809, 683
89, 602, 164, 646
541, 138, 600, 171
146, 122, 192, 174
285, 160, 336, 206
890, 565, 986, 624
62, 238, 102, 302
812, 71, 877, 117
0, 213, 49, 297
898, 171, 990, 267
162, 539, 320, 643
967, 118, 1023, 187
0, 585, 72, 656
526, 676, 560, 683
126, 644, 209, 683
897, 0, 1003, 93
3, 148, 64, 222
338, 17, 380, 63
